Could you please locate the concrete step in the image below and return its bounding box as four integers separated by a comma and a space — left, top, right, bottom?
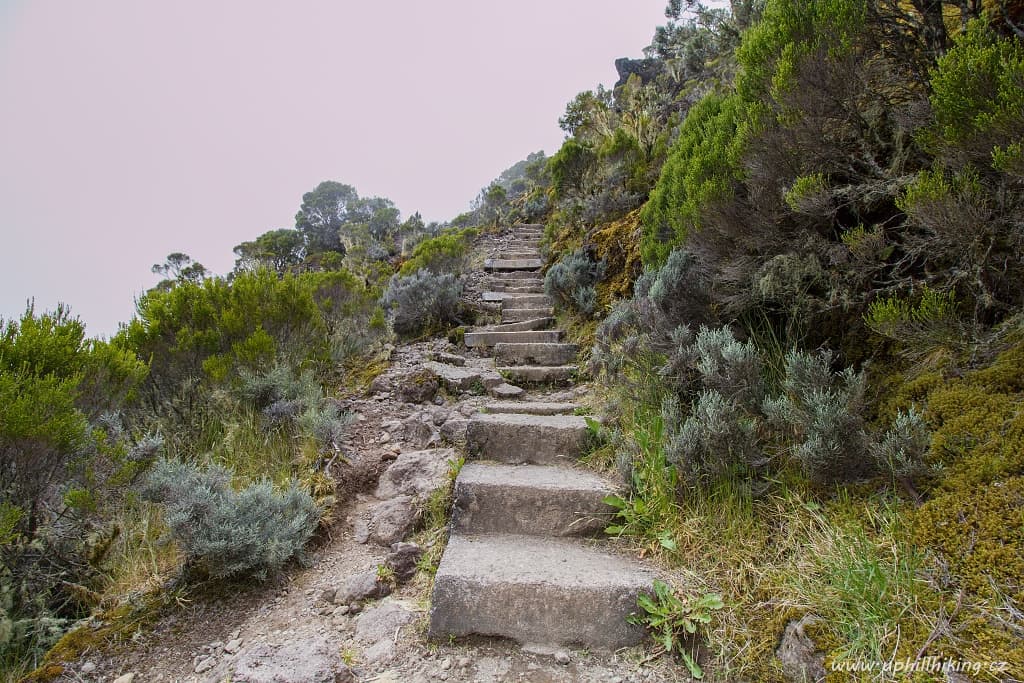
484, 401, 580, 415
497, 251, 542, 259
481, 292, 550, 305
452, 463, 619, 537
500, 294, 551, 308
489, 270, 544, 280
484, 258, 543, 272
464, 329, 562, 348
498, 365, 577, 384
502, 308, 555, 323
466, 412, 588, 464
428, 533, 653, 648
504, 240, 541, 250
485, 282, 545, 293
494, 342, 579, 366
492, 317, 555, 332
487, 382, 525, 399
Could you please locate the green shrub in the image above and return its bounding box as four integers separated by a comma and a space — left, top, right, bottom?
141, 459, 319, 580
398, 228, 477, 276
382, 270, 464, 338
544, 250, 606, 316
763, 350, 873, 484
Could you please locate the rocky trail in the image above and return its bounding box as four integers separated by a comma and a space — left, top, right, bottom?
59, 226, 684, 683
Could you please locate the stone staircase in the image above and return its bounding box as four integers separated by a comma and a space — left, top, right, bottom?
428, 224, 654, 650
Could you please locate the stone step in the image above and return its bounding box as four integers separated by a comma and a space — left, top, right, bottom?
487, 382, 525, 400
484, 401, 580, 415
502, 308, 555, 323
485, 282, 545, 293
428, 533, 652, 648
500, 294, 551, 308
498, 365, 577, 384
452, 463, 619, 537
489, 270, 543, 280
466, 412, 588, 464
497, 251, 542, 259
492, 317, 555, 332
484, 258, 543, 272
481, 292, 550, 305
504, 240, 541, 250
464, 329, 562, 348
493, 342, 579, 366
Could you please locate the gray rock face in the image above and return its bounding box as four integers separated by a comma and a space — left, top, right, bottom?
776, 615, 827, 683
422, 361, 484, 393
401, 414, 439, 448
440, 417, 471, 445
233, 638, 354, 683
364, 495, 418, 546
354, 602, 418, 644
429, 534, 652, 648
336, 569, 392, 605
396, 369, 439, 404
375, 448, 454, 500
385, 542, 424, 582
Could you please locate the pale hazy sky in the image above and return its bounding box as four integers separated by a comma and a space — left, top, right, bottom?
0, 1, 667, 337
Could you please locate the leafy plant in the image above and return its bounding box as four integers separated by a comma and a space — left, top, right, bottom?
544, 250, 607, 316
141, 459, 319, 580
628, 579, 724, 678
381, 270, 464, 338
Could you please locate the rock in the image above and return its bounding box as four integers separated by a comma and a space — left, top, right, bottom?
362, 638, 396, 664
430, 407, 450, 425
776, 615, 826, 683
422, 361, 484, 393
353, 517, 370, 544
375, 448, 454, 500
112, 675, 136, 683
379, 431, 391, 443
554, 650, 570, 665
366, 496, 418, 546
80, 662, 97, 674
233, 639, 355, 683
319, 587, 337, 604
369, 375, 390, 395
440, 418, 470, 445
335, 569, 392, 604
385, 542, 424, 583
354, 602, 418, 644
431, 352, 466, 367
224, 638, 242, 654
397, 368, 440, 404
457, 656, 471, 668
402, 415, 437, 448
195, 657, 216, 673
441, 657, 452, 670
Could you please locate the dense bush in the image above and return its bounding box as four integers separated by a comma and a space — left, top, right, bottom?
141, 459, 319, 580
544, 250, 607, 316
382, 270, 464, 337
398, 228, 477, 276
0, 305, 147, 670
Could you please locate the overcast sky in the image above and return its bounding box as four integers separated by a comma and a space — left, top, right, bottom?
0, 1, 668, 337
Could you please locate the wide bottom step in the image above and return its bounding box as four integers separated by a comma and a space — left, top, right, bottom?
428, 533, 653, 648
